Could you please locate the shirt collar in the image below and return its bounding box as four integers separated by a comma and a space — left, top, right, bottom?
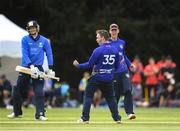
99, 41, 110, 46
109, 37, 120, 42
29, 34, 40, 41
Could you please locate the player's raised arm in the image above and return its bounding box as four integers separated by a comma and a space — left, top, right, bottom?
73, 48, 100, 70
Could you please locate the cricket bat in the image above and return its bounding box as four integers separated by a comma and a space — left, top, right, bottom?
15, 65, 60, 81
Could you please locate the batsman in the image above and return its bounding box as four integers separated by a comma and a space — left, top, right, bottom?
7, 20, 55, 120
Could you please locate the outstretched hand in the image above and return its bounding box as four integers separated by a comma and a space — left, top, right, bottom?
73, 60, 79, 67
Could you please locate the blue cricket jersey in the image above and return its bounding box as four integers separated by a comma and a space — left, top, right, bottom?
109, 38, 131, 73
21, 35, 53, 68
77, 42, 119, 82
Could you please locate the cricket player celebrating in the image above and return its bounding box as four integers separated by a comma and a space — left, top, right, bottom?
73, 30, 121, 124
7, 20, 55, 120
109, 23, 136, 119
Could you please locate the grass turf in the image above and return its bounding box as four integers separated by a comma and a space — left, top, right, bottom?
0, 107, 180, 131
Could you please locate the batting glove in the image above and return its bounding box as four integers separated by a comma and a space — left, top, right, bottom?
47, 69, 55, 78
30, 65, 39, 79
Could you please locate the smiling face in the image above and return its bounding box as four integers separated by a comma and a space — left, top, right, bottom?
26, 21, 39, 36
28, 26, 38, 36
109, 28, 119, 39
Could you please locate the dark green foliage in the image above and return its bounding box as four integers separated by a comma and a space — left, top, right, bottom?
0, 0, 180, 87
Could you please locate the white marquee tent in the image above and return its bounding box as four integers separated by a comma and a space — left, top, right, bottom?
0, 14, 28, 57
0, 14, 48, 84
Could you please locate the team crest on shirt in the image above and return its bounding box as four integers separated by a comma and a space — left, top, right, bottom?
119, 45, 123, 49
39, 42, 43, 47
120, 45, 123, 49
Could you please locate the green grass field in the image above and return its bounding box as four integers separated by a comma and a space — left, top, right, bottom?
0, 107, 180, 131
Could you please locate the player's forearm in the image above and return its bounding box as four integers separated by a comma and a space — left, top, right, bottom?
22, 56, 32, 67
77, 62, 91, 69
45, 40, 54, 66
77, 54, 97, 69
46, 49, 54, 70
47, 57, 53, 67
46, 51, 54, 66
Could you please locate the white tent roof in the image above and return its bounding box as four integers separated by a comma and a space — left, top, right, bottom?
0, 14, 49, 71
0, 14, 28, 58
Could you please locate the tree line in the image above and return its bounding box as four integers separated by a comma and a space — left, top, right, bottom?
1, 0, 180, 87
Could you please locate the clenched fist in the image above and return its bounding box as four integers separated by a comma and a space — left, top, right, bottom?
73, 60, 79, 67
